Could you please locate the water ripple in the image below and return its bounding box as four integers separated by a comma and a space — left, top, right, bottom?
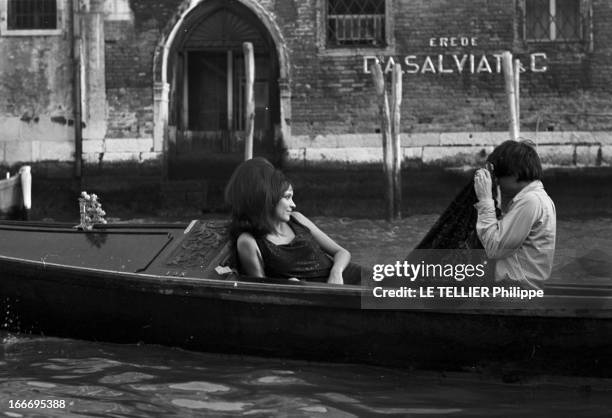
26, 381, 57, 388
171, 398, 250, 411
98, 372, 155, 384
255, 375, 307, 385
168, 381, 231, 392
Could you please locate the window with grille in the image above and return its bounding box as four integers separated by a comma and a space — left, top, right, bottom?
1, 0, 62, 35
327, 0, 386, 47
525, 0, 582, 41
8, 0, 57, 29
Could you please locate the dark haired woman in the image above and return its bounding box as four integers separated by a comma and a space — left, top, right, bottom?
225, 157, 362, 284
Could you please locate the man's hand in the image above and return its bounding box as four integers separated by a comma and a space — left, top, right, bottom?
474, 168, 493, 201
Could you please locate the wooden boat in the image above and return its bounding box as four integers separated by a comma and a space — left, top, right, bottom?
0, 219, 611, 378
0, 166, 31, 220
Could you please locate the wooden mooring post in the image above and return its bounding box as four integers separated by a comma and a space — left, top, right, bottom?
371, 61, 402, 221
243, 42, 255, 161
501, 51, 519, 140
391, 64, 402, 219
514, 57, 521, 138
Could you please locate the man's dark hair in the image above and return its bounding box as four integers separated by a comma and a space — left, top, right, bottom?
487, 139, 542, 181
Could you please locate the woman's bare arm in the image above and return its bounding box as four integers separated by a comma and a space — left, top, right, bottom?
236, 233, 265, 278
292, 212, 351, 284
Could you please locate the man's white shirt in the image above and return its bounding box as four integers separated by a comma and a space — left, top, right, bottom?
475, 180, 556, 289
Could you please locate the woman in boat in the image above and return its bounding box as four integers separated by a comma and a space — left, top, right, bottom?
224, 157, 362, 284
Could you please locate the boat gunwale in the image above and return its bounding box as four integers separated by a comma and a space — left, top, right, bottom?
2, 220, 612, 318
0, 252, 361, 295
2, 253, 612, 318
0, 220, 189, 232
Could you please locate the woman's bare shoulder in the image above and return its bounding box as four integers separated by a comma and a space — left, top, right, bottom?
236, 232, 264, 277
237, 232, 258, 251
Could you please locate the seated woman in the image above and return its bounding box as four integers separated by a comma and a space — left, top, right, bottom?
224, 157, 362, 284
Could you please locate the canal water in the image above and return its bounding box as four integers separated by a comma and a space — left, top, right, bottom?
2, 332, 612, 417
2, 215, 612, 416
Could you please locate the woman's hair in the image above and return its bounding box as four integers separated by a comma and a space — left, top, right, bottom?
487, 139, 542, 182
224, 157, 291, 240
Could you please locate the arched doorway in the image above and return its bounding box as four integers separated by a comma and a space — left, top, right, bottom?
164, 0, 282, 179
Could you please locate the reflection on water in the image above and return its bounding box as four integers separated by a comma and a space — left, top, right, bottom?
2, 332, 611, 417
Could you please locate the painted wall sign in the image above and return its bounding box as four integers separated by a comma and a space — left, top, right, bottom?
362, 36, 548, 75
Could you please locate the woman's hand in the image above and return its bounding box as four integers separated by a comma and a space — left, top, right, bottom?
327, 269, 344, 285
474, 168, 493, 201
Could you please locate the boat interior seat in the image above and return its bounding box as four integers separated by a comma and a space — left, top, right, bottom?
210, 227, 350, 286
214, 240, 318, 285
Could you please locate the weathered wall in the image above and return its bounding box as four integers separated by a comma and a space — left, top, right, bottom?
0, 0, 155, 167
93, 0, 179, 166
2, 0, 612, 170
283, 0, 612, 136
104, 0, 177, 139
273, 0, 612, 166
0, 4, 75, 165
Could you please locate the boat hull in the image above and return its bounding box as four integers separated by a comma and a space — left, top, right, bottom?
2, 255, 611, 377
1, 220, 611, 377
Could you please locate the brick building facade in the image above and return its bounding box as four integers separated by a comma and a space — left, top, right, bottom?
1, 0, 611, 176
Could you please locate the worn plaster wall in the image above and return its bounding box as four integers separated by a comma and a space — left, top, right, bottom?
0, 7, 75, 165
0, 0, 151, 168
104, 0, 181, 137
96, 0, 174, 165
99, 0, 612, 168
2, 0, 612, 170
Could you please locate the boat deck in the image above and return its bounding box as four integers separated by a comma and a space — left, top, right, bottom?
0, 221, 183, 272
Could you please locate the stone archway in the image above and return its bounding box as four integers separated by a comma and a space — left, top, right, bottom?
152, 0, 291, 178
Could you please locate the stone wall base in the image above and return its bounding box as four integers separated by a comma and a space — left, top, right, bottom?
2, 131, 612, 171
0, 137, 161, 166
286, 131, 612, 167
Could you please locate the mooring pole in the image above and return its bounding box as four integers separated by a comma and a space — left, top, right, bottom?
513, 58, 521, 138
501, 51, 519, 140
19, 166, 31, 221
243, 42, 255, 161
371, 61, 394, 221
72, 0, 84, 179
391, 63, 402, 220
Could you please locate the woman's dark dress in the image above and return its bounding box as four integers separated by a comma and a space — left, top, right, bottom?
255, 216, 362, 284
